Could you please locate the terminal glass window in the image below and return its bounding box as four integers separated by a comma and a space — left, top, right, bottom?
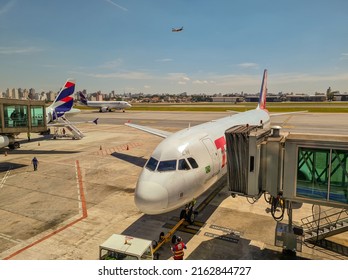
296, 147, 348, 204
3, 105, 28, 128
31, 106, 45, 127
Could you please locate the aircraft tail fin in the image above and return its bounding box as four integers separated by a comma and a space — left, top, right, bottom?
47, 79, 76, 119
257, 69, 267, 110
79, 92, 88, 105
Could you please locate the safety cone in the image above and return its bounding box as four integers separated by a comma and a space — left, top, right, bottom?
100, 145, 102, 150
38, 142, 40, 146
126, 145, 129, 150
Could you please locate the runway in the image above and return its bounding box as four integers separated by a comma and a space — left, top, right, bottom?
0, 110, 347, 260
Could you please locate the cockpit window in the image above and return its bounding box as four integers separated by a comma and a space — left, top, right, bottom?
187, 157, 199, 169
157, 160, 177, 172
146, 157, 158, 171
178, 159, 191, 170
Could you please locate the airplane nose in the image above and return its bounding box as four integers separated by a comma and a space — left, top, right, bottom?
134, 181, 168, 214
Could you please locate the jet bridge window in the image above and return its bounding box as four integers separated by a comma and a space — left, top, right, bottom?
178, 159, 191, 170
157, 160, 177, 172
145, 157, 158, 171
4, 105, 28, 128
31, 106, 45, 127
296, 147, 348, 204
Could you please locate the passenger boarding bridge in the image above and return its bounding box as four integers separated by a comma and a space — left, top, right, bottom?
226, 125, 348, 255
0, 98, 47, 149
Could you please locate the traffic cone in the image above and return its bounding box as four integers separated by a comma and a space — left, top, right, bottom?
38, 142, 40, 146
100, 145, 102, 150
126, 145, 129, 150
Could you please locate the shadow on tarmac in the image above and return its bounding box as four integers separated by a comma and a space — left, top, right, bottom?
186, 234, 308, 260
0, 162, 27, 172
111, 152, 147, 168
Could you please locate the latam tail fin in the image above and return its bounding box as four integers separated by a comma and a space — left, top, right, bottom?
47, 79, 76, 119
79, 92, 88, 105
257, 69, 267, 110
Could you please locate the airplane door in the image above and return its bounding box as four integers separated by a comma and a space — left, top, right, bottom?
201, 138, 220, 177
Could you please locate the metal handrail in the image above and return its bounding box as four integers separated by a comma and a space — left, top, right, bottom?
301, 208, 348, 233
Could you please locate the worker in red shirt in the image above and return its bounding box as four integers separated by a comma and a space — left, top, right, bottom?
171, 236, 187, 260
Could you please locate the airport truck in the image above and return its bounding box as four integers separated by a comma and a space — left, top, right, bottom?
99, 234, 155, 260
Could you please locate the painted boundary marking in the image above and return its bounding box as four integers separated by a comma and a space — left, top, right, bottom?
3, 160, 87, 260
96, 142, 143, 156
0, 168, 11, 189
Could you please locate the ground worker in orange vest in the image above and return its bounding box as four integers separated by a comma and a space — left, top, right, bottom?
171, 236, 186, 260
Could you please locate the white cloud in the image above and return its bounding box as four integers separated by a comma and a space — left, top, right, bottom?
88, 71, 153, 80
156, 58, 173, 62
105, 0, 128, 11
340, 53, 348, 60
0, 0, 16, 16
0, 47, 43, 55
193, 80, 209, 84
98, 59, 123, 68
237, 63, 259, 69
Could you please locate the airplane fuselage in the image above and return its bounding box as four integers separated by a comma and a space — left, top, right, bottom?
85, 101, 131, 111
134, 108, 270, 214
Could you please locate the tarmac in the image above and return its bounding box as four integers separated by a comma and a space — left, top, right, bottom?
0, 110, 347, 260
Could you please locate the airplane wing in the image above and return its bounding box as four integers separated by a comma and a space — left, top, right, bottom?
125, 122, 172, 138
270, 110, 308, 117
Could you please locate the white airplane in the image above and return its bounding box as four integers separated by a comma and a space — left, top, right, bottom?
172, 26, 184, 32
79, 92, 131, 112
126, 69, 270, 215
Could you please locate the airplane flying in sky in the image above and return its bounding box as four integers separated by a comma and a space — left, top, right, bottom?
172, 26, 183, 32
78, 92, 132, 112
126, 69, 270, 215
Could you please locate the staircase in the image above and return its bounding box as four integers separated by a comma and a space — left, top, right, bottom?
61, 117, 84, 140
301, 207, 348, 243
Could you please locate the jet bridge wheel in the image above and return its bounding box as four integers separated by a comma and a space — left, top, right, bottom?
8, 142, 20, 150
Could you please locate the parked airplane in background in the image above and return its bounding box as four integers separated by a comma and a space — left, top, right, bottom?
44, 79, 98, 139
46, 79, 77, 123
172, 26, 183, 32
1, 79, 77, 149
1, 79, 95, 149
78, 92, 131, 112
126, 69, 270, 215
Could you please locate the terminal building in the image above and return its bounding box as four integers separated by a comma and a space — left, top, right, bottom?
0, 98, 47, 149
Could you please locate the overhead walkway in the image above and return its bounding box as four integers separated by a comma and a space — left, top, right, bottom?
225, 125, 348, 255
0, 98, 47, 149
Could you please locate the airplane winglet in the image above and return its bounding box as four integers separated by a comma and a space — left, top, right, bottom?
93, 118, 99, 125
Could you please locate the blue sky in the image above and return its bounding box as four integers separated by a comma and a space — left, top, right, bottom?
1, 0, 348, 95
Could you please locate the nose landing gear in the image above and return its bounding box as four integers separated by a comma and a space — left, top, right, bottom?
180, 199, 198, 224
